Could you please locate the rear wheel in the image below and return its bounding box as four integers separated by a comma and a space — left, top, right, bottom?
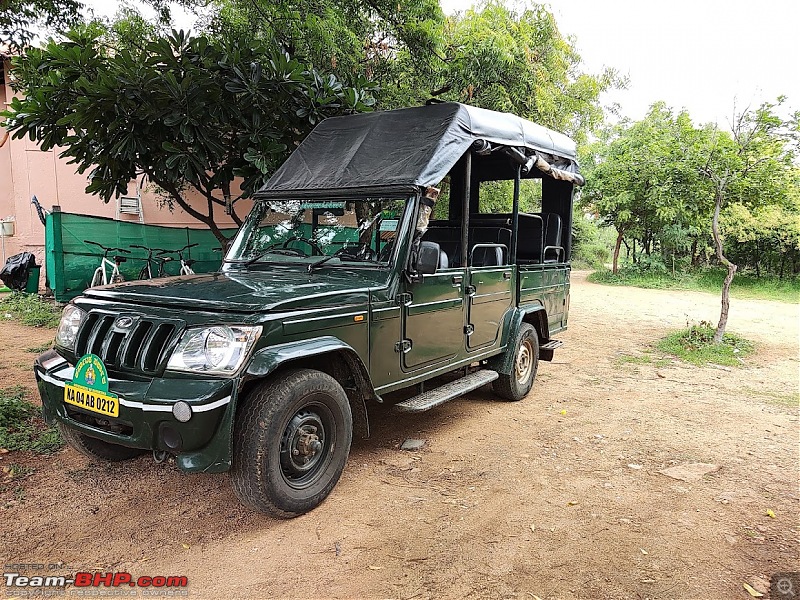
59, 424, 145, 462
493, 323, 539, 401
232, 369, 353, 518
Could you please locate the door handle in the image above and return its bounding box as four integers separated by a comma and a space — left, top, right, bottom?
452, 275, 463, 284
466, 285, 476, 297
503, 272, 512, 280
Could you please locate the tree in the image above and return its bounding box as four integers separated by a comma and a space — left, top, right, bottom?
579, 104, 705, 273
2, 27, 376, 243
695, 100, 798, 342
431, 1, 622, 143
206, 0, 444, 108
0, 0, 83, 51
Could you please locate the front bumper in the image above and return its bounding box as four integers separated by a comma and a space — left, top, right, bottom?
34, 350, 238, 473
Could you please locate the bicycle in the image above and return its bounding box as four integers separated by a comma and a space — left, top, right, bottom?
158, 243, 198, 275
131, 244, 173, 280
85, 241, 131, 287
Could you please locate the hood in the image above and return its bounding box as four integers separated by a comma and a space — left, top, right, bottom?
82, 267, 384, 312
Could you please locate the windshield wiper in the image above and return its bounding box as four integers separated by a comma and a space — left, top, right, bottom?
307, 254, 337, 273
244, 249, 300, 266
307, 253, 381, 273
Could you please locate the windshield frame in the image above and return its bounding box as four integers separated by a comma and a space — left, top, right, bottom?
222, 192, 415, 272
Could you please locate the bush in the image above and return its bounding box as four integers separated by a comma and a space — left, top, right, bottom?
657, 321, 754, 366
572, 214, 612, 269
0, 386, 63, 454
0, 292, 60, 328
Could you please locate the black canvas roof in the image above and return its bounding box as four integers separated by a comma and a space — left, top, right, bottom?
257, 102, 581, 195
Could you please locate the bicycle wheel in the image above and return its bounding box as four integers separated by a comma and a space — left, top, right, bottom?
90, 268, 104, 288
138, 264, 150, 280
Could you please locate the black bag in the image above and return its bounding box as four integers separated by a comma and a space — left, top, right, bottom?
0, 252, 37, 291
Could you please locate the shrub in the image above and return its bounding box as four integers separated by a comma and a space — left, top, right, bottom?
0, 292, 60, 328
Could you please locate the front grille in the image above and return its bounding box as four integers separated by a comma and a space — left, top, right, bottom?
75, 312, 182, 375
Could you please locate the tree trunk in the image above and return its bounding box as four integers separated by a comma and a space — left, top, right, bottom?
612, 230, 623, 274
690, 238, 699, 267
154, 178, 230, 246
711, 190, 737, 344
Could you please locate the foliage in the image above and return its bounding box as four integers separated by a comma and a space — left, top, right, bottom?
579, 103, 710, 272
580, 100, 800, 281
0, 292, 60, 327
571, 213, 613, 269
430, 2, 621, 142
207, 0, 444, 107
0, 0, 83, 51
588, 268, 800, 304
0, 386, 63, 454
657, 321, 753, 367
721, 201, 800, 278
2, 27, 376, 243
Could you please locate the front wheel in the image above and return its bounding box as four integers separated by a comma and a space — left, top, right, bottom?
493, 323, 539, 401
231, 369, 353, 518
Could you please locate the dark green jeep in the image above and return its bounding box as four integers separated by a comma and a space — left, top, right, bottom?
34, 102, 583, 517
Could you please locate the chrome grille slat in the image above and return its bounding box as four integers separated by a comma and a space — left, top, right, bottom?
74, 312, 182, 375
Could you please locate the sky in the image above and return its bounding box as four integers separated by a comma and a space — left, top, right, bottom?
441, 0, 800, 127
83, 0, 800, 127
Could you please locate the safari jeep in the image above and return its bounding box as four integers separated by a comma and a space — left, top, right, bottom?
34, 102, 583, 517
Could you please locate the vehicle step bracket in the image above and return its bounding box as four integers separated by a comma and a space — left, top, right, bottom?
540, 339, 563, 350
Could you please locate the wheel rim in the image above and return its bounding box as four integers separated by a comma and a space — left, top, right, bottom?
279, 400, 334, 490
515, 339, 534, 385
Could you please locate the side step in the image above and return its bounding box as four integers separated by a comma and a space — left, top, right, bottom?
540, 339, 563, 362
540, 340, 563, 350
394, 370, 499, 413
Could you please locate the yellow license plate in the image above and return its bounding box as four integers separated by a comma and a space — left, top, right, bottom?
64, 384, 120, 418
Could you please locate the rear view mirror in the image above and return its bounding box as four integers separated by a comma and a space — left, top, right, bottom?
415, 241, 440, 275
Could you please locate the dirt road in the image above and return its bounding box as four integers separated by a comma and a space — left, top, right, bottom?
2, 272, 798, 599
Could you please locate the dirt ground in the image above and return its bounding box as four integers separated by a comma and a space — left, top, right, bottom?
1, 271, 798, 600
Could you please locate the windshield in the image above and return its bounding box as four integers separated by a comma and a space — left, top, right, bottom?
226, 196, 409, 268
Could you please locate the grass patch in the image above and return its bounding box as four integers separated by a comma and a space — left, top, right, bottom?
0, 292, 60, 328
588, 268, 800, 303
0, 386, 63, 454
26, 341, 53, 353
741, 387, 800, 408
657, 322, 754, 367
616, 354, 652, 365
2, 464, 34, 481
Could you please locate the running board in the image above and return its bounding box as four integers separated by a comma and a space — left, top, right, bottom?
394, 370, 499, 413
540, 339, 563, 362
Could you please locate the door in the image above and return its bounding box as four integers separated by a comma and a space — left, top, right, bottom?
466, 264, 513, 350
401, 269, 466, 371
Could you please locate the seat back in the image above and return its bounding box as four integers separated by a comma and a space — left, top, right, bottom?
471, 245, 504, 267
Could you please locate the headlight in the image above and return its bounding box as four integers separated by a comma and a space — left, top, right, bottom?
167, 325, 261, 375
55, 305, 86, 350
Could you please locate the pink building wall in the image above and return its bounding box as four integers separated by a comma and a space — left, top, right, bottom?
1, 57, 252, 285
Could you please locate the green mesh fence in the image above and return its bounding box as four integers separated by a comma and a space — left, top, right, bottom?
45, 212, 234, 301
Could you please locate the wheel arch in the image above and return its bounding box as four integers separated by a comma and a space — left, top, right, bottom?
243, 337, 373, 439
491, 307, 549, 375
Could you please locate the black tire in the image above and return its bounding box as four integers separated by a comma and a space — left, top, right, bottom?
232, 369, 353, 518
59, 424, 146, 462
493, 323, 539, 401
138, 264, 150, 280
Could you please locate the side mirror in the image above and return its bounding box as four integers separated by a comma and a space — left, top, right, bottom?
415, 241, 440, 275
